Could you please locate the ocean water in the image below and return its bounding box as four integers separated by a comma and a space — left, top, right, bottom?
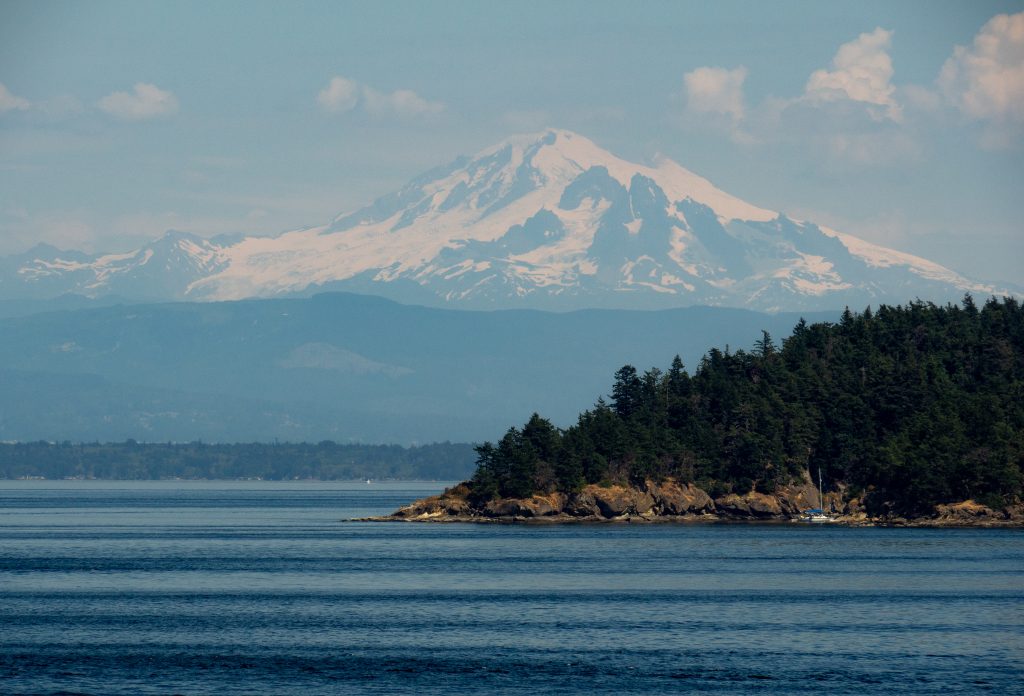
0, 481, 1021, 695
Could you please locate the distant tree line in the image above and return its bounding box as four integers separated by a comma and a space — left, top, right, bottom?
470, 296, 1024, 515
0, 440, 477, 481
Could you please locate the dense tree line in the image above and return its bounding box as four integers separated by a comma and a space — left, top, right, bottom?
470, 296, 1024, 514
0, 440, 477, 481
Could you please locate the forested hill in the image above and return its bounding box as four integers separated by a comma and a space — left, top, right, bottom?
0, 441, 477, 481
469, 296, 1024, 515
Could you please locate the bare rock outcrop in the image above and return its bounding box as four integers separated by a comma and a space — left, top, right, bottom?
563, 491, 600, 517
481, 493, 566, 518
931, 500, 1002, 526
367, 479, 1023, 527
390, 484, 474, 520
713, 491, 784, 519
591, 485, 654, 518
648, 480, 714, 515
775, 481, 821, 514
482, 498, 530, 517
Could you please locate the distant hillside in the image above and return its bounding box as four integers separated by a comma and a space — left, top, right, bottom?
0, 441, 477, 481
0, 292, 835, 444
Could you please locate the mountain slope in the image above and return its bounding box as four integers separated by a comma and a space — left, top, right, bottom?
1, 130, 1010, 311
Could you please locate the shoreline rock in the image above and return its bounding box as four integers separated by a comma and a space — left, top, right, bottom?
353, 480, 1024, 528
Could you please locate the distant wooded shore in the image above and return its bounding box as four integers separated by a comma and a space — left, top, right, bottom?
0, 441, 477, 481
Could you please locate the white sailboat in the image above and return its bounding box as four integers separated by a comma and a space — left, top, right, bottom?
799, 467, 836, 523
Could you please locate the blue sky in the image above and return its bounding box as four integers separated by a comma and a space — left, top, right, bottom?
1, 0, 1022, 284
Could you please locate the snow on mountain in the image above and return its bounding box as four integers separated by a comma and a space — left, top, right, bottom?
1, 231, 225, 301
0, 129, 1010, 311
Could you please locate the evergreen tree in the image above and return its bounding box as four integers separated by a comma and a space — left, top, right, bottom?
611, 365, 643, 419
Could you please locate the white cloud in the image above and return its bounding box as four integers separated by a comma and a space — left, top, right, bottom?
684, 66, 747, 121
733, 92, 920, 168
804, 27, 901, 121
317, 76, 360, 113
0, 83, 30, 112
97, 83, 178, 120
677, 32, 921, 164
362, 86, 444, 116
938, 12, 1024, 134
316, 76, 444, 117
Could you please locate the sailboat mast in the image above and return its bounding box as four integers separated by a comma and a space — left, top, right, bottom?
818, 467, 823, 509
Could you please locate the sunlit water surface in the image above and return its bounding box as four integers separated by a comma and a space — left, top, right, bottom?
1, 481, 1021, 695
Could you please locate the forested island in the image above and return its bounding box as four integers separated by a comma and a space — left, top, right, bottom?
0, 440, 477, 481
376, 296, 1024, 526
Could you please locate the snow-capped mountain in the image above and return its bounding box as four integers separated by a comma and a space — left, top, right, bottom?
1, 129, 1009, 311
1, 231, 226, 302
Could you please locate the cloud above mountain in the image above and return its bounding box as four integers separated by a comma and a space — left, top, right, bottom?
684, 66, 747, 122
0, 83, 30, 113
939, 12, 1024, 147
680, 27, 904, 153
679, 13, 1024, 165
317, 77, 360, 113
97, 83, 178, 120
317, 75, 443, 117
362, 86, 444, 116
804, 27, 901, 122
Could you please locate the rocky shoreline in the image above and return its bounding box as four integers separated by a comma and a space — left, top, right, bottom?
357, 479, 1024, 528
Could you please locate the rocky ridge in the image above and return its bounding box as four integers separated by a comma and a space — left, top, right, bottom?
361, 479, 1024, 527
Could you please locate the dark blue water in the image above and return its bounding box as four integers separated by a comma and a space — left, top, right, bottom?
1, 482, 1021, 695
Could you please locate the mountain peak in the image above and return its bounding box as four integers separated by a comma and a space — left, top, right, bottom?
485, 127, 581, 151
157, 229, 201, 241
1, 130, 1011, 310
469, 129, 776, 223
482, 128, 625, 177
